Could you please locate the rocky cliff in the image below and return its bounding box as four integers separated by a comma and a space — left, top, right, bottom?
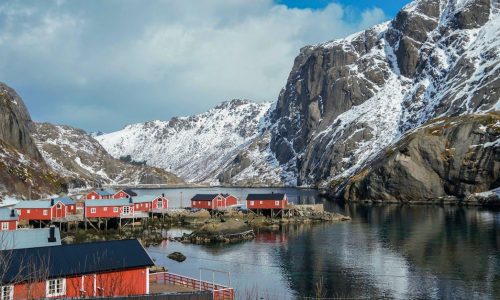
32, 123, 183, 189
341, 113, 499, 202
0, 83, 66, 199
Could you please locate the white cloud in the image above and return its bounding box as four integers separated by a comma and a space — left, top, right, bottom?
0, 0, 387, 131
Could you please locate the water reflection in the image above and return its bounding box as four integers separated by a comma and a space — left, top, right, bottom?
144, 188, 500, 299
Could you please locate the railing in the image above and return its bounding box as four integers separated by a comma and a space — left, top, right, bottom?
120, 212, 149, 218
150, 272, 234, 300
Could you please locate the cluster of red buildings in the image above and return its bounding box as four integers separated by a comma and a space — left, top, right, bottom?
190, 192, 288, 213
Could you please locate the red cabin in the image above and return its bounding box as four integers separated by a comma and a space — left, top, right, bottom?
113, 189, 138, 199
246, 193, 288, 210
14, 199, 67, 221
191, 193, 238, 210
1, 239, 154, 298
150, 195, 168, 212
0, 208, 18, 231
85, 188, 116, 200
85, 199, 134, 218
54, 197, 77, 214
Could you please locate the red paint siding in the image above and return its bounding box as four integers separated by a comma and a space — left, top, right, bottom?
11, 267, 148, 299
133, 202, 150, 212
247, 198, 288, 210
0, 219, 17, 230
113, 191, 131, 199
151, 197, 168, 210
85, 191, 101, 200
17, 202, 66, 221
85, 205, 134, 218
191, 195, 238, 210
191, 199, 214, 210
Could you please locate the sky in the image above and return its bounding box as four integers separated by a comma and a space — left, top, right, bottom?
0, 0, 412, 132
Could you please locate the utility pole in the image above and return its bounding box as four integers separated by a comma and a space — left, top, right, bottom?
180, 192, 183, 208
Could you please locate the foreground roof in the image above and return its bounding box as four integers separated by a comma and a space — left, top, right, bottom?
120, 189, 138, 197
247, 193, 287, 201
85, 198, 133, 207
1, 239, 154, 284
0, 228, 61, 250
14, 200, 54, 209
191, 194, 225, 201
92, 188, 116, 197
54, 197, 75, 205
0, 208, 18, 220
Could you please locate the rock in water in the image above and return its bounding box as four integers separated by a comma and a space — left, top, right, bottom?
167, 252, 187, 262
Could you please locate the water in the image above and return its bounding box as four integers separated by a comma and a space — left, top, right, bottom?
139, 188, 500, 299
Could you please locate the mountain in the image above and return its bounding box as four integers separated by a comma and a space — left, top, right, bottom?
32, 123, 183, 189
0, 83, 66, 200
96, 100, 284, 185
97, 0, 499, 201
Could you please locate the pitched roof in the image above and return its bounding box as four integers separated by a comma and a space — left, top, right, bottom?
14, 200, 54, 209
130, 195, 155, 203
85, 198, 133, 207
91, 188, 115, 197
119, 189, 138, 197
0, 208, 18, 220
0, 228, 61, 250
247, 193, 287, 201
191, 194, 220, 201
1, 239, 154, 284
54, 197, 75, 205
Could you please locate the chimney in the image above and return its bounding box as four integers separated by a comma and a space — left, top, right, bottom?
162, 193, 165, 198
126, 195, 129, 198
129, 197, 133, 203
10, 209, 15, 217
50, 198, 55, 206
48, 226, 56, 243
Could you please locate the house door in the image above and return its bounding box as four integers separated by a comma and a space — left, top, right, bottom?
56, 204, 63, 218
157, 200, 163, 209
123, 206, 130, 215
217, 197, 223, 208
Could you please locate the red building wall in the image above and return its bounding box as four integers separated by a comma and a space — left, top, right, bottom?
113, 191, 132, 199
191, 199, 214, 210
12, 267, 148, 299
0, 219, 17, 230
191, 195, 237, 210
51, 202, 67, 219
86, 191, 101, 200
151, 197, 168, 210
66, 204, 76, 214
133, 202, 150, 212
85, 205, 134, 218
247, 198, 288, 209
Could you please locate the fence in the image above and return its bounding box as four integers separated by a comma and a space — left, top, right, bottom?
150, 272, 234, 300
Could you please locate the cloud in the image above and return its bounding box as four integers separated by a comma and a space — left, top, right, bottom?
0, 0, 387, 132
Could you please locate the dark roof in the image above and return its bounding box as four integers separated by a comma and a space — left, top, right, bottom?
247, 193, 286, 201
121, 189, 138, 197
1, 239, 154, 284
191, 194, 220, 201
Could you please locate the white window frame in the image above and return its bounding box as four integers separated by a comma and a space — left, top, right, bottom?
157, 200, 163, 209
91, 195, 96, 199
1, 223, 8, 231
43, 210, 48, 216
123, 206, 130, 215
103, 207, 108, 212
90, 208, 96, 214
146, 203, 149, 208
46, 278, 66, 297
250, 201, 254, 206
1, 285, 13, 300
113, 207, 118, 213
260, 201, 263, 205
136, 204, 139, 208
17, 209, 22, 215
275, 201, 279, 206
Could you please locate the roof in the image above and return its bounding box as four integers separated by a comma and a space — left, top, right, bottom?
0, 228, 61, 250
1, 239, 154, 284
90, 188, 115, 197
54, 197, 75, 205
85, 198, 133, 207
119, 189, 138, 197
130, 195, 155, 203
0, 208, 18, 220
191, 194, 221, 201
14, 200, 54, 209
247, 193, 287, 201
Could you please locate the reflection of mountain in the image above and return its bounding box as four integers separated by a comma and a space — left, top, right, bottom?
276, 206, 500, 298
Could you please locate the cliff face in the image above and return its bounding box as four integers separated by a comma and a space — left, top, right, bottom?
341, 113, 499, 202
32, 123, 183, 189
269, 0, 499, 186
0, 83, 66, 199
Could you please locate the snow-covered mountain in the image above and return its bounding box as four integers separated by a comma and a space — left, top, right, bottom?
32, 123, 183, 189
97, 0, 499, 199
96, 100, 282, 185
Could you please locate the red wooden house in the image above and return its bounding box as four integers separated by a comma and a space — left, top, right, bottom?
14, 199, 67, 222
0, 208, 18, 231
191, 193, 238, 210
85, 188, 116, 200
150, 194, 169, 212
54, 197, 77, 214
113, 189, 138, 199
1, 239, 154, 299
246, 193, 288, 212
85, 198, 134, 218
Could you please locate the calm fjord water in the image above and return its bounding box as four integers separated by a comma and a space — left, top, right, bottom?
140, 188, 500, 299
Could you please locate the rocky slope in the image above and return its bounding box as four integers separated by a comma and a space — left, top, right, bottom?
0, 83, 66, 199
341, 113, 499, 202
270, 0, 499, 187
32, 123, 183, 189
96, 100, 286, 185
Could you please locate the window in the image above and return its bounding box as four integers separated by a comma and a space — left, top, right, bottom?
103, 207, 108, 212
157, 200, 163, 209
136, 204, 139, 208
1, 223, 8, 231
1, 285, 13, 300
46, 278, 65, 297
260, 201, 263, 205
113, 207, 118, 213
90, 208, 96, 214
250, 201, 254, 206
17, 209, 22, 215
275, 201, 280, 206
146, 203, 149, 208
26, 209, 30, 214
123, 206, 130, 215
43, 210, 48, 216
91, 195, 95, 199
